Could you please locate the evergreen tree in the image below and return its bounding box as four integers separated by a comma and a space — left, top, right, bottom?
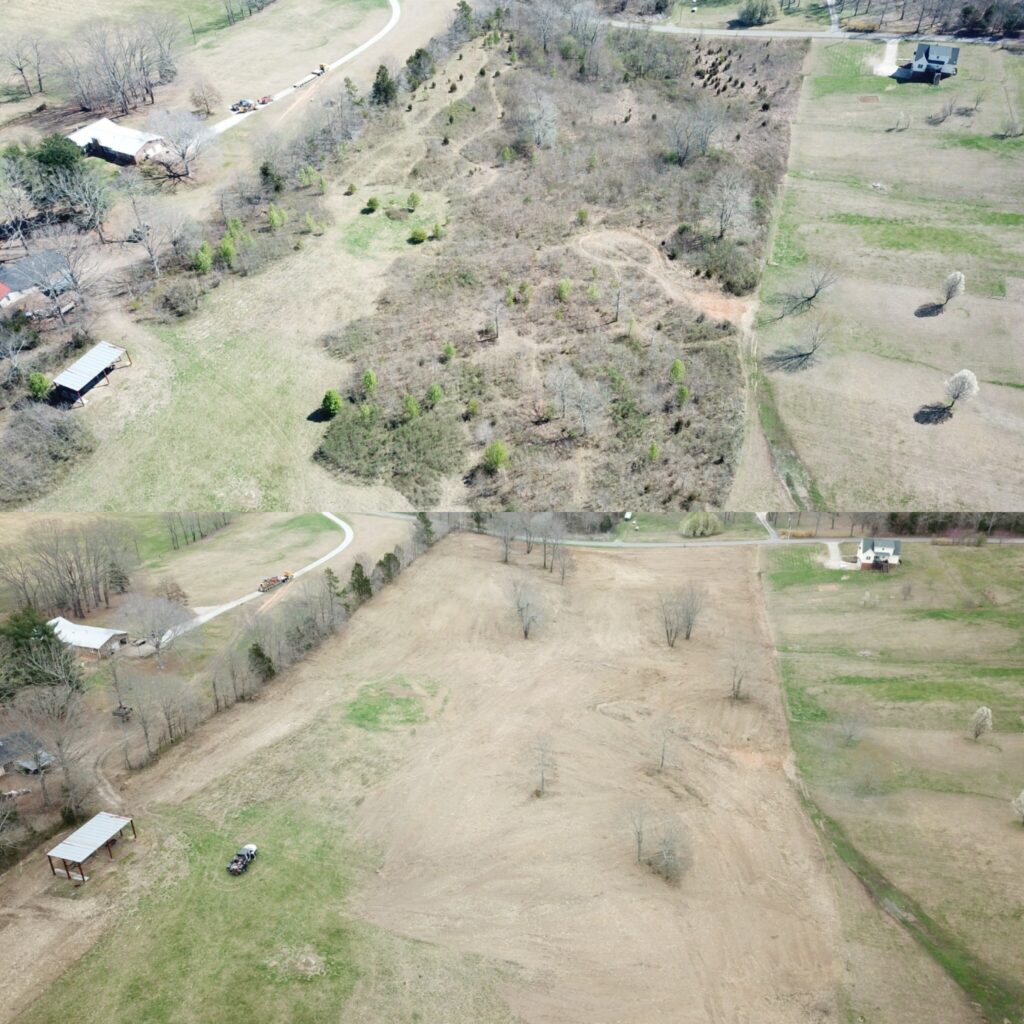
371, 65, 397, 106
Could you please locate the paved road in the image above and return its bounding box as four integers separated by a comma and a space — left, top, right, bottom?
210, 0, 402, 136
606, 16, 995, 43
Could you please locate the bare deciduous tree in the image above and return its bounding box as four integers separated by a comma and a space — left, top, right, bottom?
628, 803, 646, 863
970, 705, 992, 741
189, 79, 222, 117
1012, 789, 1024, 826
705, 166, 749, 240
534, 733, 552, 796
552, 542, 574, 584
729, 663, 746, 701
148, 109, 214, 178
46, 163, 116, 242
124, 594, 193, 667
512, 581, 539, 639
763, 321, 828, 374
941, 270, 965, 309
780, 266, 838, 317
945, 369, 979, 408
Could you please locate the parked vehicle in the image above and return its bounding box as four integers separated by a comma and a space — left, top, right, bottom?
227, 844, 258, 875
257, 95, 274, 105
230, 99, 257, 113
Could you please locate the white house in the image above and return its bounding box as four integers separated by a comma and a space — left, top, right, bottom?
67, 118, 166, 165
48, 617, 128, 658
857, 538, 902, 571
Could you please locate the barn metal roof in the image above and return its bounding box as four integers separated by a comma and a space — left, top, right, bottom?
68, 118, 164, 158
51, 341, 126, 394
47, 812, 133, 864
48, 616, 127, 650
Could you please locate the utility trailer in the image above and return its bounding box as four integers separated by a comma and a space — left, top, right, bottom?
258, 571, 294, 593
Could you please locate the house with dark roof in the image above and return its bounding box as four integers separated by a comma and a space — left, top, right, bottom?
857, 538, 902, 571
0, 731, 54, 775
0, 251, 74, 315
910, 44, 960, 79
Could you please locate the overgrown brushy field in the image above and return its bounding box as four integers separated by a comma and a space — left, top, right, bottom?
754, 40, 1024, 510
315, 24, 805, 508
762, 542, 1024, 1023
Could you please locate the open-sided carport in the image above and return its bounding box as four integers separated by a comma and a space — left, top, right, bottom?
46, 812, 136, 883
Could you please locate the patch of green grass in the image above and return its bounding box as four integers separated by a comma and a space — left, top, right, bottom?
976, 210, 1024, 226
810, 44, 888, 98
806, 801, 1024, 1024
272, 513, 338, 534
829, 673, 1009, 705
767, 191, 808, 269
18, 801, 361, 1024
345, 679, 425, 730
948, 134, 1024, 156
829, 213, 1002, 259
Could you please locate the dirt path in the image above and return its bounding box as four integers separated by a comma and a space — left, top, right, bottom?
575, 229, 753, 325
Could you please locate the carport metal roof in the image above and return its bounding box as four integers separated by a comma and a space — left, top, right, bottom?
47, 812, 134, 864
51, 341, 127, 395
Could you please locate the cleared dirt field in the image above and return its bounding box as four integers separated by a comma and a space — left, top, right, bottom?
6, 533, 849, 1024
762, 541, 1024, 1022
750, 40, 1024, 509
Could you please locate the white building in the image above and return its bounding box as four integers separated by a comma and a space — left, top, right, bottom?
49, 617, 128, 658
856, 538, 902, 571
67, 118, 166, 165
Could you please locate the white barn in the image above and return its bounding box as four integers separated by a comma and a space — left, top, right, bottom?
49, 617, 128, 658
67, 118, 166, 165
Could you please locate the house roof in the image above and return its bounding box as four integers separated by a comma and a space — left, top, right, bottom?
915, 43, 959, 64
51, 342, 127, 395
48, 616, 127, 650
0, 282, 11, 302
861, 538, 902, 554
67, 118, 164, 158
47, 812, 133, 865
0, 730, 48, 764
0, 251, 72, 295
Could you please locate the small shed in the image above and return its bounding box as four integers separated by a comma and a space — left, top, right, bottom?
857, 538, 902, 571
67, 118, 166, 165
49, 616, 129, 658
51, 341, 131, 407
46, 811, 136, 882
0, 731, 54, 775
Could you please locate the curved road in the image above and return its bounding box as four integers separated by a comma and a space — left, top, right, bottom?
211, 0, 402, 136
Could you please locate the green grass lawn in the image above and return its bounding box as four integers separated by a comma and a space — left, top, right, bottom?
345, 678, 427, 730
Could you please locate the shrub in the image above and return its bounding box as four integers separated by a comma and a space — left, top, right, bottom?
248, 642, 275, 682
162, 279, 201, 317
407, 191, 422, 211
465, 397, 481, 419
703, 239, 759, 295
676, 384, 690, 405
482, 439, 509, 473
366, 197, 380, 213
409, 227, 428, 244
441, 341, 456, 363
362, 369, 378, 396
321, 389, 342, 417
267, 203, 286, 230
576, 208, 589, 226
425, 382, 443, 406
670, 358, 686, 383
555, 279, 573, 302
259, 160, 284, 192
648, 441, 660, 461
432, 222, 445, 240
403, 394, 422, 420
192, 240, 214, 274
680, 510, 723, 537
217, 236, 237, 269
737, 0, 778, 23
345, 182, 357, 195
27, 372, 51, 401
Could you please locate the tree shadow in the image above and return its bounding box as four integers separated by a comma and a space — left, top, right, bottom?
914, 302, 944, 318
762, 345, 819, 374
914, 403, 953, 425
306, 407, 331, 423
